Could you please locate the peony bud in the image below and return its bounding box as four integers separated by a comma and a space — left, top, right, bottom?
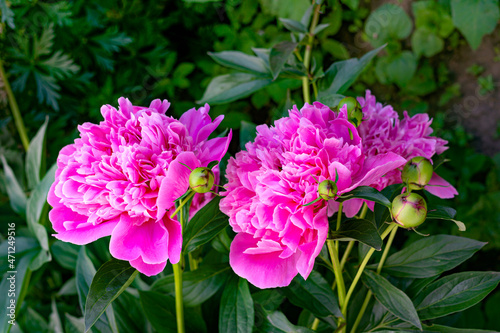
401, 156, 433, 191
338, 97, 363, 127
318, 180, 338, 200
391, 192, 427, 228
189, 167, 215, 193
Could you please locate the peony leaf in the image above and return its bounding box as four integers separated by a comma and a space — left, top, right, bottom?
279, 18, 308, 33
240, 120, 257, 151
139, 291, 207, 333
197, 73, 272, 105
329, 218, 383, 250
1, 155, 27, 216
219, 276, 254, 333
318, 44, 384, 97
151, 263, 231, 307
362, 270, 422, 329
84, 259, 138, 333
25, 117, 49, 189
337, 185, 391, 207
76, 247, 118, 333
414, 271, 500, 320
284, 271, 342, 318
183, 197, 229, 253
379, 235, 486, 278
270, 41, 298, 80
208, 51, 270, 76
254, 308, 315, 333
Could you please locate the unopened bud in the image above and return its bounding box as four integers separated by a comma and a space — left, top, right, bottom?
189, 167, 215, 193
401, 156, 433, 191
338, 97, 363, 127
391, 192, 427, 228
318, 180, 338, 200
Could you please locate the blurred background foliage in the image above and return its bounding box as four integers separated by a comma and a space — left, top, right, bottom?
1, 0, 500, 332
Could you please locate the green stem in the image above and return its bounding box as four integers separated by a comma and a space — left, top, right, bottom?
335, 202, 343, 251
340, 240, 354, 271
350, 225, 398, 333
301, 3, 321, 105
170, 191, 195, 220
0, 60, 29, 151
311, 318, 320, 331
188, 253, 198, 271
172, 262, 185, 333
342, 223, 398, 314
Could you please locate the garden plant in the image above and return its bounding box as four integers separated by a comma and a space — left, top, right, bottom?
1, 1, 500, 333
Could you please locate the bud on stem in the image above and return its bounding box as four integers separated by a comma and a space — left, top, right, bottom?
391, 192, 427, 228
401, 156, 433, 191
189, 167, 215, 193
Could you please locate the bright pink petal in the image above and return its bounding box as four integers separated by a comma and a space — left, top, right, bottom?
229, 233, 300, 289
129, 257, 167, 276
109, 214, 171, 265
346, 152, 406, 192
342, 199, 364, 218
198, 130, 233, 165
50, 206, 119, 245
425, 173, 458, 199
157, 152, 201, 219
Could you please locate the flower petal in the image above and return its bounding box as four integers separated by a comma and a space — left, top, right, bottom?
425, 172, 458, 199
229, 233, 299, 289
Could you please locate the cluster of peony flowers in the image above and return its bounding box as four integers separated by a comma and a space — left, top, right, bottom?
219, 102, 406, 288
48, 90, 457, 288
48, 98, 231, 275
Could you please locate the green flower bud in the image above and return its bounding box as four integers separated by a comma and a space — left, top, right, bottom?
338, 97, 363, 127
189, 167, 215, 193
401, 156, 433, 191
391, 192, 427, 228
318, 180, 338, 200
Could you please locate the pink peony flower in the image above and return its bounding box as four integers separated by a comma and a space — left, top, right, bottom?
220, 102, 405, 288
358, 90, 457, 194
48, 98, 231, 276
335, 91, 458, 218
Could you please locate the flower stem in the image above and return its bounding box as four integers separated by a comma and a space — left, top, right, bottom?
172, 262, 185, 333
350, 225, 398, 333
335, 202, 343, 251
0, 59, 29, 151
170, 191, 195, 220
342, 223, 398, 314
301, 2, 321, 105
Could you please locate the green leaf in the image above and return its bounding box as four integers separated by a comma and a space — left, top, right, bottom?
1, 155, 26, 216
152, 263, 231, 307
33, 71, 61, 110
362, 270, 422, 329
329, 218, 383, 250
139, 290, 207, 333
0, 245, 37, 333
316, 94, 344, 108
40, 50, 80, 80
412, 28, 444, 58
49, 297, 63, 333
240, 121, 257, 150
364, 4, 412, 47
374, 184, 404, 228
318, 44, 384, 96
219, 276, 254, 333
376, 51, 417, 87
76, 247, 118, 333
51, 240, 80, 270
65, 313, 86, 333
279, 18, 308, 33
255, 309, 315, 333
208, 51, 270, 75
33, 24, 54, 58
197, 73, 272, 104
338, 186, 391, 207
322, 40, 349, 60
414, 271, 500, 320
270, 41, 298, 80
183, 197, 229, 253
284, 271, 342, 318
252, 290, 285, 311
380, 235, 486, 278
26, 164, 56, 251
26, 117, 49, 189
451, 0, 500, 50
84, 259, 138, 332
422, 324, 498, 332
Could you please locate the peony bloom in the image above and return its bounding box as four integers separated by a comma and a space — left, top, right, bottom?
48, 98, 231, 276
220, 102, 405, 288
337, 91, 458, 217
